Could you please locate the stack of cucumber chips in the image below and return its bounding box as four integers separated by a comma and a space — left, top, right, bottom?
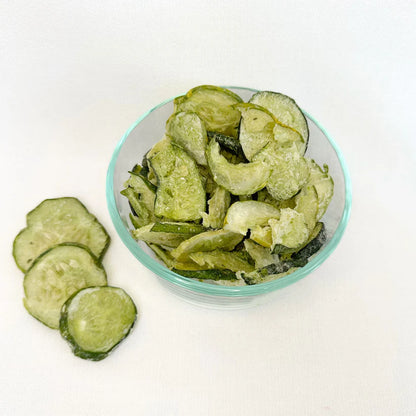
13, 197, 137, 361
123, 85, 334, 286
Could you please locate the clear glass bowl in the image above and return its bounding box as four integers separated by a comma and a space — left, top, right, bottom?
106, 87, 352, 308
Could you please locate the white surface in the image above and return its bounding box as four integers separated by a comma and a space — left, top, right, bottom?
1, 1, 415, 415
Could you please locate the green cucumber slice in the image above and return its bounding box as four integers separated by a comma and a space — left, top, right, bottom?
147, 244, 206, 271
150, 222, 206, 234
234, 103, 276, 160
306, 159, 334, 220
121, 187, 154, 228
170, 229, 244, 262
235, 102, 304, 160
23, 243, 107, 329
13, 197, 110, 272
175, 85, 243, 137
148, 138, 206, 221
189, 250, 255, 273
249, 91, 309, 154
269, 208, 309, 251
166, 111, 208, 165
60, 286, 137, 361
253, 142, 309, 201
132, 223, 203, 248
201, 185, 231, 229
224, 201, 281, 235
206, 139, 271, 195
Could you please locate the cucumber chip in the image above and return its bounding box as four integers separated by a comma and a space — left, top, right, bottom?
249, 90, 309, 154
166, 111, 208, 165
23, 243, 107, 329
13, 197, 110, 272
175, 85, 243, 137
206, 139, 271, 195
60, 286, 137, 361
224, 201, 281, 235
148, 138, 206, 221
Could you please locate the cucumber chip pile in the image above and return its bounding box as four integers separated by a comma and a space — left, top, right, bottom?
123, 85, 334, 286
13, 197, 137, 361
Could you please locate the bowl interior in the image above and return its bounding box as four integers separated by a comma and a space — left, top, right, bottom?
106, 87, 351, 298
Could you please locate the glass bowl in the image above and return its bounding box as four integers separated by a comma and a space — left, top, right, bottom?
106, 87, 352, 309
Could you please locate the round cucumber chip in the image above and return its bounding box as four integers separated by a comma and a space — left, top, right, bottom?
60, 286, 137, 361
23, 243, 107, 329
13, 197, 110, 272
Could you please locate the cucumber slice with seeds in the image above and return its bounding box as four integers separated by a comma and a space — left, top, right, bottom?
166, 111, 208, 165
253, 142, 309, 201
269, 208, 309, 252
13, 197, 110, 272
148, 138, 206, 221
170, 229, 243, 262
249, 91, 309, 154
234, 103, 276, 161
175, 85, 243, 137
206, 139, 271, 195
224, 201, 281, 235
60, 286, 137, 361
23, 243, 107, 329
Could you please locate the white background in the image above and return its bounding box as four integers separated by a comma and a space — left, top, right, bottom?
1, 1, 415, 415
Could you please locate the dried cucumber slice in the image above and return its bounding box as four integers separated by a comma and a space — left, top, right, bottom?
23, 243, 107, 329
234, 103, 276, 161
174, 85, 243, 137
306, 159, 334, 220
148, 137, 206, 221
60, 286, 137, 361
249, 91, 309, 154
148, 243, 207, 271
206, 139, 271, 195
269, 209, 309, 252
224, 201, 281, 235
235, 103, 303, 160
13, 197, 110, 272
201, 185, 231, 229
166, 111, 208, 165
253, 142, 309, 201
189, 250, 255, 273
132, 222, 205, 248
170, 229, 243, 262
121, 187, 155, 228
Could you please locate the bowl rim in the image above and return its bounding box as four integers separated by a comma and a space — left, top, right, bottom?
106, 86, 352, 297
